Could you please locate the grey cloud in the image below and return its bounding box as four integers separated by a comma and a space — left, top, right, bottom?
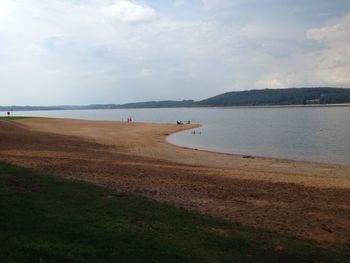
1, 0, 350, 105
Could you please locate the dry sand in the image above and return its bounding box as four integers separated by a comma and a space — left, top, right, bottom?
0, 117, 349, 246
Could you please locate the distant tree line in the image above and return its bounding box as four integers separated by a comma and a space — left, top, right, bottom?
195, 87, 350, 107
112, 100, 194, 109
2, 88, 350, 111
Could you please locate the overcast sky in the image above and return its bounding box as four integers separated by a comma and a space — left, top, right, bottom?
1, 0, 350, 105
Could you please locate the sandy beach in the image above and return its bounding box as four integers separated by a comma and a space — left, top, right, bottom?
1, 117, 349, 246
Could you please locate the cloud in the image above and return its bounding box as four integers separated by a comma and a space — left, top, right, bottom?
255, 72, 302, 89
255, 75, 287, 89
200, 0, 236, 9
1, 1, 350, 105
0, 1, 11, 19
254, 12, 350, 90
140, 68, 153, 77
103, 0, 158, 24
306, 13, 350, 86
173, 0, 184, 8
307, 14, 350, 44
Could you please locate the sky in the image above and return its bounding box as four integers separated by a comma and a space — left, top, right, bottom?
0, 0, 350, 105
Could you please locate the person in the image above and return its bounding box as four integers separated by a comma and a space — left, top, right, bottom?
7, 112, 10, 117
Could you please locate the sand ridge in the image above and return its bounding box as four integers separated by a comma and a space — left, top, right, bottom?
0, 117, 350, 246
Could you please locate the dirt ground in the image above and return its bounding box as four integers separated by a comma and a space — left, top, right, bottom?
0, 118, 349, 246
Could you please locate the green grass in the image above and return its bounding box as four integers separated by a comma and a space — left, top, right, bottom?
0, 161, 348, 263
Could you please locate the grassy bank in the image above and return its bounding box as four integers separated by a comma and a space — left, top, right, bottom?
0, 161, 348, 263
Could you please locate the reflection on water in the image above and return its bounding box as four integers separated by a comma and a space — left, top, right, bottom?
8, 107, 350, 165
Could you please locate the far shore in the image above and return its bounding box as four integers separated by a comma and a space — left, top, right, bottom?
1, 102, 350, 114
0, 117, 349, 245
193, 102, 350, 109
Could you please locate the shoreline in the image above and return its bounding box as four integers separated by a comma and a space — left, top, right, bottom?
166, 130, 350, 167
2, 102, 350, 116
12, 117, 350, 186
1, 117, 350, 245
19, 116, 346, 166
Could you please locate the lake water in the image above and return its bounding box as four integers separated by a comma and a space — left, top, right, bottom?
7, 107, 350, 165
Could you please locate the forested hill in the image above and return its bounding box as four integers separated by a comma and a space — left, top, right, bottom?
113, 100, 194, 109
2, 88, 350, 111
195, 87, 350, 107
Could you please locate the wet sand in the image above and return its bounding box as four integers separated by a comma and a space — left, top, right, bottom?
0, 118, 349, 246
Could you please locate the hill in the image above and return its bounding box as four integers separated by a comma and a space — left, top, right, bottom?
2, 88, 350, 111
113, 100, 194, 109
195, 87, 350, 107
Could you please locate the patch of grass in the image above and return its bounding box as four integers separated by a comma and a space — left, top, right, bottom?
0, 161, 348, 263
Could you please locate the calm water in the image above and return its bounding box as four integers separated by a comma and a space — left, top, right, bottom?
7, 107, 350, 165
